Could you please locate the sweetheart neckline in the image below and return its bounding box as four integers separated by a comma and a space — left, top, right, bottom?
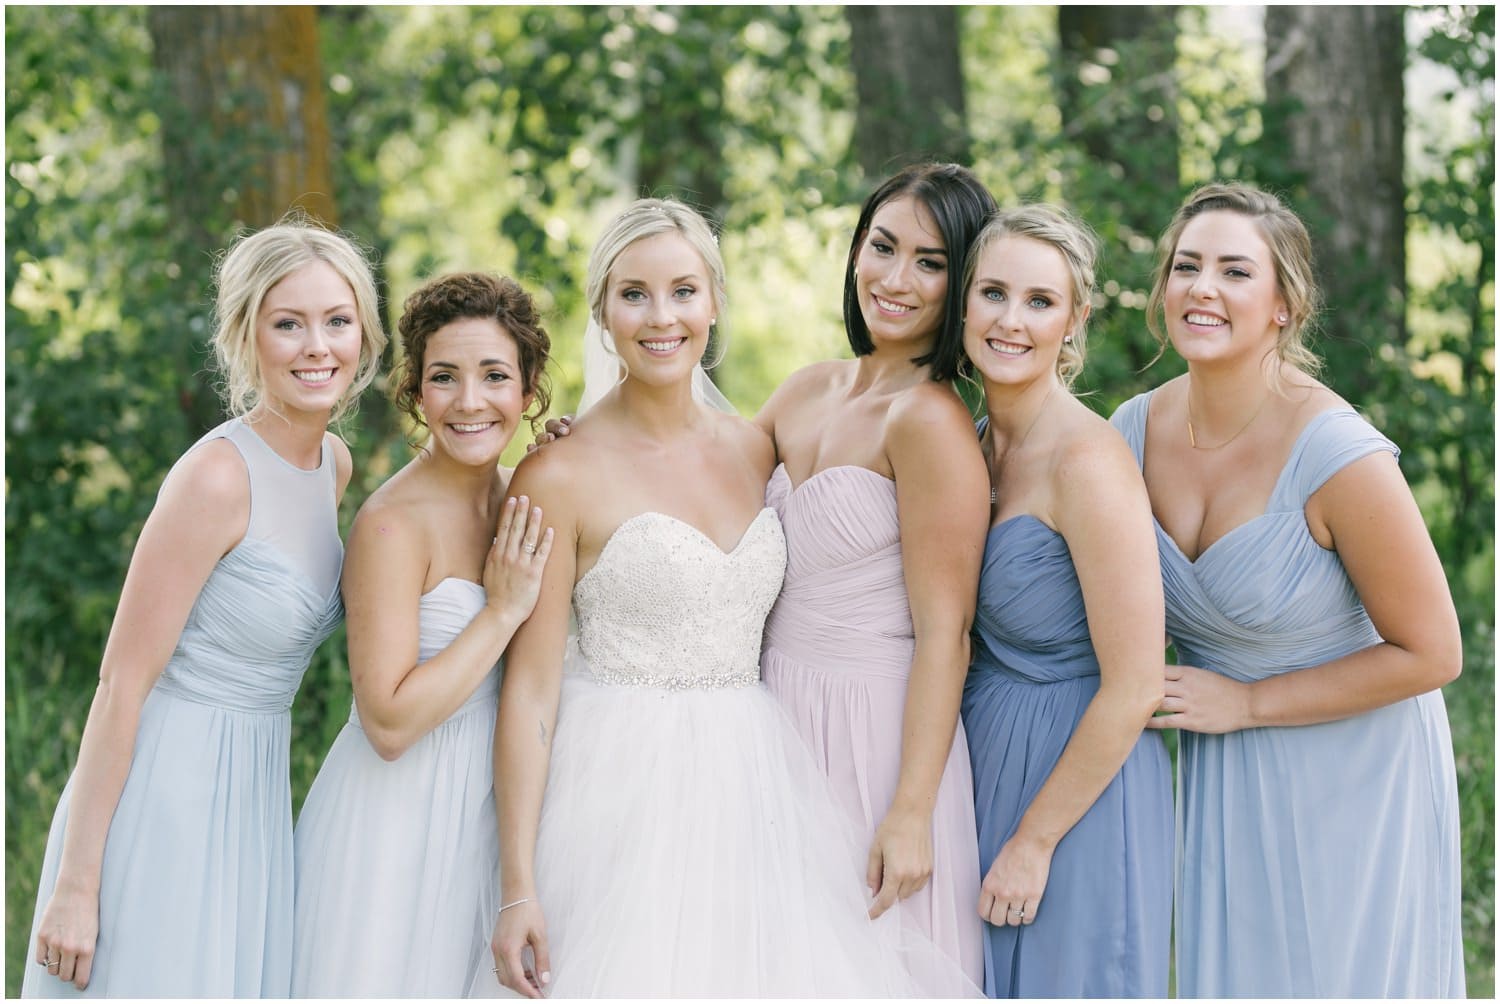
771, 462, 896, 497
574, 507, 778, 593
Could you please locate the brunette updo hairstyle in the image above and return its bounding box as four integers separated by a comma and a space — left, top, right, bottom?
393, 272, 552, 434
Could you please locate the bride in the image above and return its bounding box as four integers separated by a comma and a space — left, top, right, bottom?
482, 199, 976, 997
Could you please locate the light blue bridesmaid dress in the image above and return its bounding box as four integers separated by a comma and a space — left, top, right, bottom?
291, 579, 501, 997
961, 422, 1173, 997
1113, 391, 1465, 998
22, 418, 344, 998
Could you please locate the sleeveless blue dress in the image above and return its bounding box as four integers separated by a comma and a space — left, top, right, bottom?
291, 579, 501, 996
22, 418, 344, 998
961, 424, 1173, 996
1112, 392, 1465, 998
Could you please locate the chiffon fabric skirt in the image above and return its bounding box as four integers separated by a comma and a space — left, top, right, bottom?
469, 665, 980, 998
291, 692, 499, 996
23, 688, 296, 998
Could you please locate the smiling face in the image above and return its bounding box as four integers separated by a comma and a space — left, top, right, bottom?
254, 260, 363, 419
1163, 210, 1288, 369
963, 235, 1079, 390
853, 195, 950, 353
602, 231, 716, 389
418, 317, 530, 467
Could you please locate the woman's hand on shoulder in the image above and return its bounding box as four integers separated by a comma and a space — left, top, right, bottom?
482, 495, 555, 625
526, 415, 574, 454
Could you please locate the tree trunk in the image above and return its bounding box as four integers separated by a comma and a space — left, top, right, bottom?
847, 6, 969, 176
146, 5, 338, 434
1263, 5, 1406, 394
148, 5, 337, 240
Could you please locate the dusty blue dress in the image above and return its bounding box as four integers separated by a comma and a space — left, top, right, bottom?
1113, 392, 1465, 998
22, 418, 344, 998
961, 457, 1173, 998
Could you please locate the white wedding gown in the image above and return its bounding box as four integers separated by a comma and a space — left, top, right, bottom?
470, 508, 977, 998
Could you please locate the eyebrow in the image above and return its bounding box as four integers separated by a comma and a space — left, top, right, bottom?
975, 277, 1064, 298
873, 225, 946, 257
1175, 249, 1259, 265
425, 358, 514, 371
616, 274, 703, 285
265, 302, 356, 314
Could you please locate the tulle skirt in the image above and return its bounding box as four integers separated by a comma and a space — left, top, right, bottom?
469, 666, 978, 998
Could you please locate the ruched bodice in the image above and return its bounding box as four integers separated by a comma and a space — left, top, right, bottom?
1139, 408, 1387, 682
346, 578, 495, 731
571, 508, 785, 690
418, 578, 498, 714
1111, 390, 1464, 998
158, 539, 342, 714
763, 464, 915, 680
962, 507, 1172, 997
970, 516, 1097, 684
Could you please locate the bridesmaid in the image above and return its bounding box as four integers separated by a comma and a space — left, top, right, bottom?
24, 220, 385, 996
1112, 182, 1465, 997
756, 162, 992, 978
958, 205, 1172, 997
290, 273, 554, 996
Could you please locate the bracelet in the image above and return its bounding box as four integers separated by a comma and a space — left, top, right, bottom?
498, 897, 532, 915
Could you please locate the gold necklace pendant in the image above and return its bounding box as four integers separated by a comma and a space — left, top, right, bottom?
1186, 392, 1270, 451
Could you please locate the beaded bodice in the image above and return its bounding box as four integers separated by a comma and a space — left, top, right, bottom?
571, 509, 786, 690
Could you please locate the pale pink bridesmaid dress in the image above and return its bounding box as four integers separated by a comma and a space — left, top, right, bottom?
761, 462, 983, 983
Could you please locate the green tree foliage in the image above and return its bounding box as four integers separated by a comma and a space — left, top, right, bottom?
5, 5, 1492, 995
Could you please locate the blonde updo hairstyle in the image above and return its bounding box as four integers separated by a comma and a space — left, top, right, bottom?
1145, 182, 1322, 382
962, 203, 1101, 390
583, 198, 729, 372
211, 216, 386, 422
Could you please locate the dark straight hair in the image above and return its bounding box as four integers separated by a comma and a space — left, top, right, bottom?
841, 163, 998, 382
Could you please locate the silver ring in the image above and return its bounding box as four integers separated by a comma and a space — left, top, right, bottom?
1017, 908, 1026, 920
523, 543, 536, 554
46, 959, 59, 968
37, 960, 48, 968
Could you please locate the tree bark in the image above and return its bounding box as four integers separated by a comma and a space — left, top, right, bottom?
1263, 5, 1406, 390
148, 5, 337, 239
146, 5, 338, 434
847, 6, 969, 176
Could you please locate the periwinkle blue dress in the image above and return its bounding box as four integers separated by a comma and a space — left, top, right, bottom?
22, 418, 344, 998
1113, 392, 1465, 998
961, 427, 1173, 997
